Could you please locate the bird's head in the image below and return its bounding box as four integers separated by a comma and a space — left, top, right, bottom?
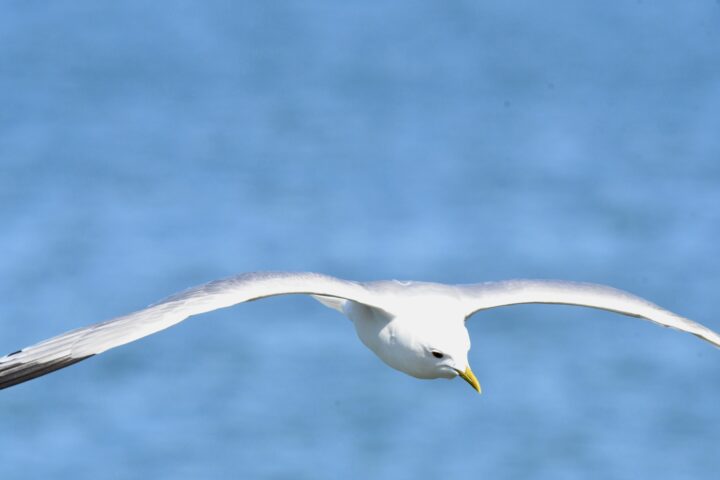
384, 312, 481, 394
423, 345, 481, 394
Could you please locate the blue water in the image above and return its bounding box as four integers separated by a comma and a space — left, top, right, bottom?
1, 1, 719, 478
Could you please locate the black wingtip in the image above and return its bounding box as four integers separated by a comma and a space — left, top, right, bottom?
0, 355, 94, 390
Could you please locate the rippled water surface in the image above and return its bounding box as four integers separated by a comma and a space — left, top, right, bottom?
1, 2, 719, 479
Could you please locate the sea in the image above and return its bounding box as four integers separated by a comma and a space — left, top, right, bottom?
0, 1, 719, 479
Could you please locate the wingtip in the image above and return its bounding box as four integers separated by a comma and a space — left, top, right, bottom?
0, 355, 94, 390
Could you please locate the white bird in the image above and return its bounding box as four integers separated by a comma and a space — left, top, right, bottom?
1, 272, 718, 393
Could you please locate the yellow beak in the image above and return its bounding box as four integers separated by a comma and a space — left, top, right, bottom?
457, 366, 482, 394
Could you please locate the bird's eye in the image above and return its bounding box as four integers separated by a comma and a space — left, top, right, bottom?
431, 351, 444, 359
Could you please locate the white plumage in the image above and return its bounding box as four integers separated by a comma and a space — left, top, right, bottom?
1, 272, 717, 393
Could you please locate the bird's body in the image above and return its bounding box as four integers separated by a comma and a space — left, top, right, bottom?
344, 295, 469, 380
1, 272, 719, 393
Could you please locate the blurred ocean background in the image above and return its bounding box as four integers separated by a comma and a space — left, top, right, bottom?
1, 1, 719, 479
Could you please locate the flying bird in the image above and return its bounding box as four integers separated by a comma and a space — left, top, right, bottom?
1, 272, 719, 393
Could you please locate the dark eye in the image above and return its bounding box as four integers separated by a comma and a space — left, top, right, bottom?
431, 351, 444, 359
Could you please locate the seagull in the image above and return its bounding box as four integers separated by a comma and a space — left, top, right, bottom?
1, 272, 718, 393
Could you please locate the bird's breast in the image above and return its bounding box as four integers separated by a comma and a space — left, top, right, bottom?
345, 302, 432, 377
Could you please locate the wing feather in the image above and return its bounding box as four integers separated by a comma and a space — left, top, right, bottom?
0, 272, 379, 390
459, 280, 720, 348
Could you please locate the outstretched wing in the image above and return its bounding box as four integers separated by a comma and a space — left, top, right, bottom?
458, 280, 720, 348
0, 272, 381, 390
